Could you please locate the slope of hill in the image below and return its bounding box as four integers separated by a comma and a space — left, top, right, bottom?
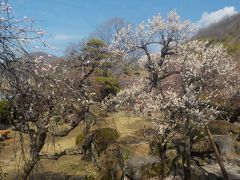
196, 13, 240, 42
195, 13, 240, 67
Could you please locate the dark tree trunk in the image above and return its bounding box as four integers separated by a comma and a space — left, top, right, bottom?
158, 142, 167, 180
182, 117, 192, 180
21, 131, 47, 179
184, 136, 191, 180
21, 158, 37, 180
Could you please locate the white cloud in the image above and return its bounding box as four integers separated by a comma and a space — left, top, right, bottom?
196, 6, 238, 28
53, 33, 76, 41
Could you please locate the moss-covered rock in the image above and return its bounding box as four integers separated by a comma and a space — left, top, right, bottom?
213, 135, 236, 154
125, 156, 160, 179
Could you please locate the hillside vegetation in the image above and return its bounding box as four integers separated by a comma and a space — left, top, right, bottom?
196, 13, 240, 66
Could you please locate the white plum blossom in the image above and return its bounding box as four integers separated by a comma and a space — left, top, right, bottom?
106, 11, 239, 136
0, 0, 46, 62
111, 10, 192, 55
114, 40, 237, 134
0, 1, 100, 178
111, 10, 194, 92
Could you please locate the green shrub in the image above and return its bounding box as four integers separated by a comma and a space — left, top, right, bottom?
189, 124, 207, 143
95, 68, 111, 77
92, 128, 120, 155
95, 76, 120, 99
0, 100, 10, 125
76, 133, 85, 146
93, 128, 120, 143
83, 38, 109, 60
224, 43, 240, 54
77, 128, 120, 156
101, 62, 113, 69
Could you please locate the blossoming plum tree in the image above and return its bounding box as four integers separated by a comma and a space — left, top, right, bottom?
0, 1, 109, 178
0, 1, 48, 178
105, 10, 240, 179
111, 10, 192, 92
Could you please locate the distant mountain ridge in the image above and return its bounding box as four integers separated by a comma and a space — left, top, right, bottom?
29, 52, 64, 66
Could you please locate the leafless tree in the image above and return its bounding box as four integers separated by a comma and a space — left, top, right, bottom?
90, 17, 126, 44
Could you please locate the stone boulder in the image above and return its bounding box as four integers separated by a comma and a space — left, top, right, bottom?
213, 135, 236, 155
125, 155, 159, 179
208, 120, 240, 135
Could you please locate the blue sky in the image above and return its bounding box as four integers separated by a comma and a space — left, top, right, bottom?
10, 0, 240, 56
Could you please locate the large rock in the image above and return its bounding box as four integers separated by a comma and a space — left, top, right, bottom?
125, 155, 159, 179
191, 163, 219, 180
234, 141, 240, 155
187, 160, 240, 180
231, 122, 240, 134
213, 135, 236, 155
208, 120, 240, 135
201, 162, 240, 180
193, 134, 237, 154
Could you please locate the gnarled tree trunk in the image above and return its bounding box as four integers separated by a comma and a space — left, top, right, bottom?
21, 130, 47, 179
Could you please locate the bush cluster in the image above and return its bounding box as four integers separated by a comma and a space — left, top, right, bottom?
0, 100, 10, 125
